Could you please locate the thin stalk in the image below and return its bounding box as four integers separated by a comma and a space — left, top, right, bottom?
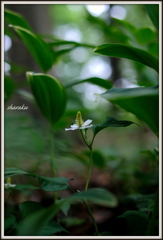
85, 148, 93, 191
68, 186, 100, 236
83, 199, 100, 236
49, 127, 56, 178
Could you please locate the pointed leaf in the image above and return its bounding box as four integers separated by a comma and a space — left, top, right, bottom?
9, 25, 54, 72
92, 116, 135, 137
101, 86, 159, 135
39, 221, 69, 236
27, 72, 67, 125
38, 176, 73, 192
65, 77, 113, 90
144, 4, 159, 31
19, 201, 44, 220
4, 9, 32, 31
94, 43, 159, 73
4, 168, 37, 179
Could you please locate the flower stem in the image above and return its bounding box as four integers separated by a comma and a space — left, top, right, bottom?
85, 147, 93, 191
83, 199, 100, 236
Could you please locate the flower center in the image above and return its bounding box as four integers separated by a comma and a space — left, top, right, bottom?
75, 111, 84, 127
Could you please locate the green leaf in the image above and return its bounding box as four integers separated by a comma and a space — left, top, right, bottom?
40, 221, 69, 236
101, 86, 159, 136
4, 168, 36, 179
92, 116, 135, 138
144, 4, 159, 31
14, 184, 40, 191
27, 72, 67, 125
9, 25, 54, 72
69, 188, 118, 207
117, 210, 149, 235
135, 28, 156, 44
19, 201, 44, 220
17, 188, 117, 236
94, 43, 159, 73
4, 75, 16, 102
5, 215, 16, 231
38, 176, 73, 192
65, 77, 113, 90
4, 9, 32, 31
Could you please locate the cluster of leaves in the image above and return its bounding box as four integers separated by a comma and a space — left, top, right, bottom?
4, 4, 159, 237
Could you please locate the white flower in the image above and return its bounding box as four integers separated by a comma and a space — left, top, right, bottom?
4, 177, 16, 189
65, 111, 93, 131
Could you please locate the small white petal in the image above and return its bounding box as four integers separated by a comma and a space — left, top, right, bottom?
83, 119, 92, 126
70, 124, 78, 127
65, 126, 79, 131
80, 124, 93, 129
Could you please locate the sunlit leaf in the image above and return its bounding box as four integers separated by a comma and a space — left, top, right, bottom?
101, 86, 159, 136
92, 116, 135, 138
144, 4, 159, 31
65, 77, 113, 90
9, 25, 54, 72
94, 43, 159, 73
27, 72, 67, 125
38, 176, 73, 192
135, 28, 156, 44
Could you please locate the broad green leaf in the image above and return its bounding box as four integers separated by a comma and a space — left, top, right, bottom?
9, 25, 54, 72
4, 9, 32, 31
92, 116, 135, 138
5, 215, 16, 231
19, 201, 44, 220
4, 75, 16, 102
94, 43, 159, 73
4, 168, 36, 179
135, 28, 156, 44
38, 176, 73, 192
117, 210, 149, 235
27, 72, 67, 125
17, 188, 117, 235
65, 77, 113, 90
144, 4, 159, 31
101, 86, 159, 136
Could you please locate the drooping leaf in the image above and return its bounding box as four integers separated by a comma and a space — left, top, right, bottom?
117, 210, 149, 235
27, 72, 67, 125
144, 4, 159, 31
4, 168, 37, 179
17, 188, 117, 235
65, 77, 113, 90
4, 75, 16, 102
94, 43, 159, 73
92, 116, 135, 138
101, 86, 159, 136
38, 176, 73, 192
4, 9, 32, 31
9, 25, 54, 72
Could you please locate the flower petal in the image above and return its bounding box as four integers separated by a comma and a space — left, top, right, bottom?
83, 119, 92, 126
80, 124, 93, 129
65, 126, 79, 131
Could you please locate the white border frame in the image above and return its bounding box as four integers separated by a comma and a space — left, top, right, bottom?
1, 1, 162, 239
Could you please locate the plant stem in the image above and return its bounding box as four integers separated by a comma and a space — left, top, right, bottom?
83, 199, 100, 236
68, 186, 100, 236
49, 127, 56, 178
85, 147, 93, 191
